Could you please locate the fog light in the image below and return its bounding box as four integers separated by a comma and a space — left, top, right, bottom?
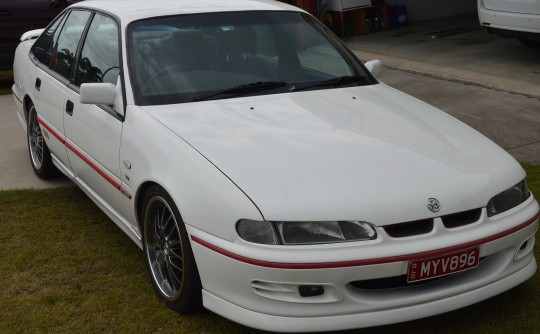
299, 285, 324, 297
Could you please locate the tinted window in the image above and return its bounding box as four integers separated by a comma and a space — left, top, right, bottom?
52, 10, 91, 79
76, 14, 120, 86
0, 0, 77, 69
31, 12, 68, 65
128, 11, 372, 106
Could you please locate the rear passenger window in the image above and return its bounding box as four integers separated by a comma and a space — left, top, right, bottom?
52, 10, 91, 80
76, 14, 120, 86
31, 12, 67, 65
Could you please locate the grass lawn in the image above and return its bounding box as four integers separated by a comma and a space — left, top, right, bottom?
0, 70, 14, 95
0, 163, 539, 333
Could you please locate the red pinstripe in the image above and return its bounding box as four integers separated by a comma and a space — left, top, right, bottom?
37, 116, 132, 199
12, 90, 23, 104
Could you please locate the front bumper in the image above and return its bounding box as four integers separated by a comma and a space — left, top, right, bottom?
188, 197, 539, 332
202, 259, 536, 332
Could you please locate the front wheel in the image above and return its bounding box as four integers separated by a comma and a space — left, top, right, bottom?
27, 103, 57, 178
142, 185, 203, 313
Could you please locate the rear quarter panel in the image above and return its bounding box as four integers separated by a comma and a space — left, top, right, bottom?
13, 40, 38, 126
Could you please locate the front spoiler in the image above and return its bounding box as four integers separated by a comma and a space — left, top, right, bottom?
202, 258, 536, 332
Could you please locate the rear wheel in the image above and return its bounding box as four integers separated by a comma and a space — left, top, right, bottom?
142, 185, 203, 313
27, 103, 57, 178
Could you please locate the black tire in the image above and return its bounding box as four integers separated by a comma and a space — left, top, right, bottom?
142, 185, 203, 313
27, 103, 57, 178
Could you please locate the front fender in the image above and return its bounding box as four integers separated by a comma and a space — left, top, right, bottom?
120, 105, 263, 242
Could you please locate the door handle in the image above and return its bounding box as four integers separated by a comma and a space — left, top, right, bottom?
65, 100, 74, 116
35, 78, 41, 91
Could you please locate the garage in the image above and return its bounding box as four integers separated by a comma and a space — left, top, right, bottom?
280, 0, 478, 34
279, 0, 540, 99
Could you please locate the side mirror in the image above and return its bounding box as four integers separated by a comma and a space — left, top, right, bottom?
365, 59, 382, 78
80, 83, 116, 105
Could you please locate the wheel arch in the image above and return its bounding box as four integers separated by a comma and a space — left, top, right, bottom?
135, 180, 161, 231
23, 95, 33, 122
137, 180, 204, 312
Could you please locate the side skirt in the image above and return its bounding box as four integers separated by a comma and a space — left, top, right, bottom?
51, 153, 143, 250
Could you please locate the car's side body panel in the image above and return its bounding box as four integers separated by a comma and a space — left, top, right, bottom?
64, 87, 126, 215
119, 105, 265, 243
13, 38, 143, 246
13, 40, 70, 168
12, 41, 36, 128
33, 71, 71, 165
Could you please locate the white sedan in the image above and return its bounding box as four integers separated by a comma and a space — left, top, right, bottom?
478, 0, 540, 46
11, 0, 539, 332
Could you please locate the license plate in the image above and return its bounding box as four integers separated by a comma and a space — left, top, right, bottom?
407, 247, 480, 283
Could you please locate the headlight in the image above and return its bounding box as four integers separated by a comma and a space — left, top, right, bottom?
486, 180, 530, 217
236, 220, 377, 245
235, 220, 280, 245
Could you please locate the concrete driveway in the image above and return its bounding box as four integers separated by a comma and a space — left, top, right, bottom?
380, 69, 540, 164
348, 14, 540, 99
0, 94, 72, 190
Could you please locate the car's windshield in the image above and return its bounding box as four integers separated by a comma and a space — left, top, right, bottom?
128, 11, 375, 105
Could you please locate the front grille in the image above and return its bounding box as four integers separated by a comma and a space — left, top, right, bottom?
350, 274, 445, 290
384, 219, 433, 238
382, 208, 483, 238
441, 208, 482, 228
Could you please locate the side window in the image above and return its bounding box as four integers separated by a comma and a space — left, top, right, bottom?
51, 10, 91, 80
31, 12, 67, 66
75, 14, 120, 86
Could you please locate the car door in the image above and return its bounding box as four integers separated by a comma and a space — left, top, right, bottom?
63, 12, 126, 216
30, 9, 91, 170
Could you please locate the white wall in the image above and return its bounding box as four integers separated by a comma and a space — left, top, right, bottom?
384, 0, 477, 22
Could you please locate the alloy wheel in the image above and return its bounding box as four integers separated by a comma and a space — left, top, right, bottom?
144, 196, 185, 301
28, 106, 44, 170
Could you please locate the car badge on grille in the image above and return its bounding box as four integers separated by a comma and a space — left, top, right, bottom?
427, 198, 441, 212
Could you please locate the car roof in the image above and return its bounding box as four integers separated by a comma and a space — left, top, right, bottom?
73, 0, 302, 23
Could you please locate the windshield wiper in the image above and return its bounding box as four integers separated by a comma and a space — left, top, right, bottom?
193, 81, 288, 102
292, 75, 368, 92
